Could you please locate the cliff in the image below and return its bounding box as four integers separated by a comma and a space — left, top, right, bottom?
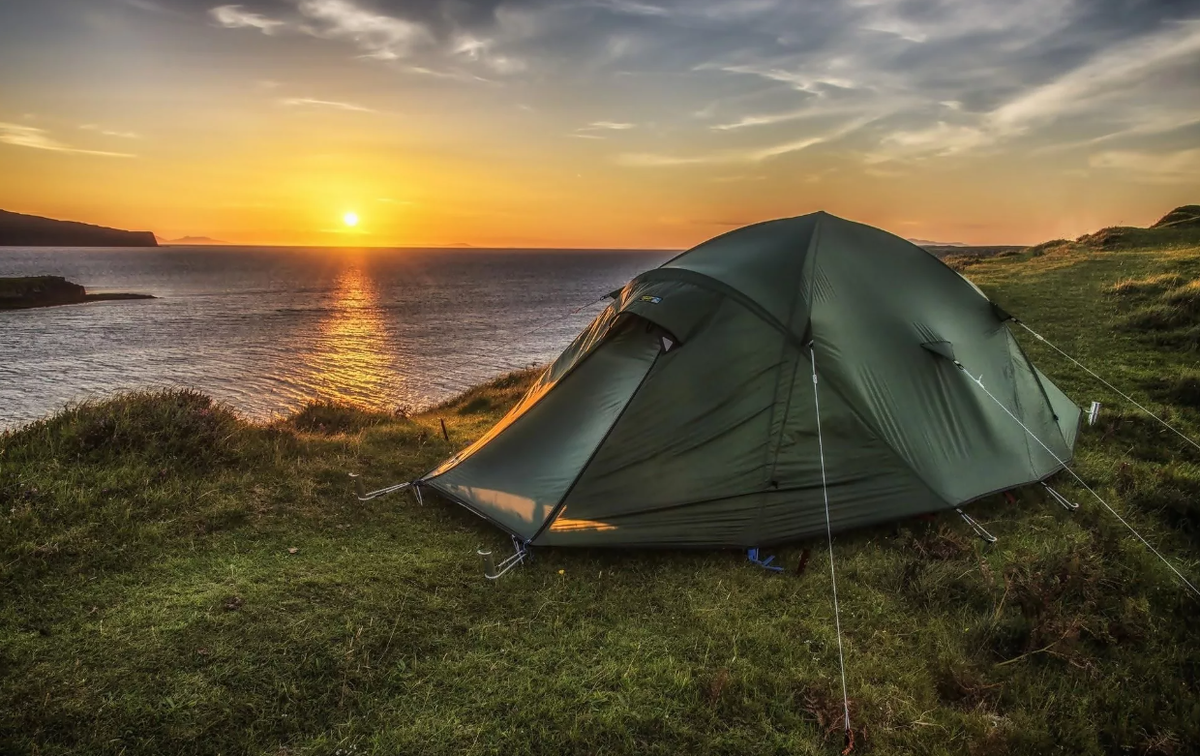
0, 209, 158, 247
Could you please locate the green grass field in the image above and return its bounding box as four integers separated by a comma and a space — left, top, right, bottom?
3, 215, 1200, 755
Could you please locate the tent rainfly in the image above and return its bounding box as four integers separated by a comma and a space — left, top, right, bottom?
419, 211, 1081, 548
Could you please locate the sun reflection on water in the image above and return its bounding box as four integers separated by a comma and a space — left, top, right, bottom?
299, 263, 401, 410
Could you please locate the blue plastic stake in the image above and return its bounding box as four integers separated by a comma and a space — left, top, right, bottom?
747, 548, 785, 572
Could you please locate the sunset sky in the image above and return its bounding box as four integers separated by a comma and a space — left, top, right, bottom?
1, 0, 1198, 247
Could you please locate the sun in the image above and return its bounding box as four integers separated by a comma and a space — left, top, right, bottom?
343, 211, 359, 227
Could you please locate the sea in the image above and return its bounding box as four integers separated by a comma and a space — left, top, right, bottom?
0, 246, 674, 429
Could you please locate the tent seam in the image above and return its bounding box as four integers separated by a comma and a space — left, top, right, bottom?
750, 215, 824, 543
636, 267, 808, 351
1007, 324, 1072, 450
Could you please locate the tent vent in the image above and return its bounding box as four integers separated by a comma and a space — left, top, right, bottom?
921, 340, 956, 361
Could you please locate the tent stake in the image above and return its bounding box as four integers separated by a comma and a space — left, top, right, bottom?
1042, 483, 1079, 511
348, 473, 413, 501
747, 548, 784, 572
956, 508, 997, 543
479, 537, 528, 580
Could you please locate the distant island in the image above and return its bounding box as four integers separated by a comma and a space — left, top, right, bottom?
160, 235, 228, 245
0, 276, 155, 310
908, 237, 967, 247
0, 209, 157, 247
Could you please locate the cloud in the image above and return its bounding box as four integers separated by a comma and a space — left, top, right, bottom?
80, 124, 141, 139
617, 135, 823, 166
1089, 147, 1200, 183
619, 115, 866, 166
209, 4, 285, 33
451, 32, 526, 73
988, 19, 1200, 138
297, 0, 430, 60
280, 97, 376, 112
617, 152, 716, 167
595, 0, 671, 17
860, 18, 1200, 163
586, 121, 635, 130
208, 0, 530, 76
0, 123, 134, 157
571, 120, 636, 139
197, 0, 1200, 178
878, 122, 991, 158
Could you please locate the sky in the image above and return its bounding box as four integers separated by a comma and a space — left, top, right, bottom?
0, 0, 1198, 248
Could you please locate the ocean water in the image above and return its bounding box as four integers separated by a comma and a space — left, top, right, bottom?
0, 246, 673, 428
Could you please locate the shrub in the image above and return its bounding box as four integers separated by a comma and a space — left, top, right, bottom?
1163, 280, 1200, 314
0, 389, 242, 467
1109, 273, 1184, 297
286, 400, 396, 434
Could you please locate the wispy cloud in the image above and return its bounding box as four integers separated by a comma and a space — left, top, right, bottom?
869, 19, 1200, 162
209, 4, 285, 34
209, 0, 534, 77
0, 123, 134, 157
1089, 147, 1200, 183
296, 0, 430, 61
198, 0, 1200, 183
571, 120, 636, 139
80, 124, 141, 139
988, 19, 1200, 137
620, 117, 865, 167
451, 32, 526, 73
279, 97, 376, 113
595, 0, 671, 18
617, 152, 717, 167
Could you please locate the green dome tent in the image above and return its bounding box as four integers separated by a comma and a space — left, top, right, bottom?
420, 211, 1081, 548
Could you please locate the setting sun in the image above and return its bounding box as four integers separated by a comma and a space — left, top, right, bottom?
343, 212, 359, 228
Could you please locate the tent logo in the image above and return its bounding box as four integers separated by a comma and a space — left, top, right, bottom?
639, 295, 662, 304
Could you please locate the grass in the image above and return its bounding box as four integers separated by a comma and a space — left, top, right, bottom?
3, 220, 1200, 755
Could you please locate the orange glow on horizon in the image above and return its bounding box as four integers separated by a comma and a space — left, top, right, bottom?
1, 1, 1195, 249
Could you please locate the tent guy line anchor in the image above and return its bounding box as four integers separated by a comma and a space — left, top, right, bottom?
349, 473, 415, 501
1042, 483, 1079, 511
479, 536, 529, 580
956, 508, 997, 543
955, 362, 1200, 599
747, 548, 784, 572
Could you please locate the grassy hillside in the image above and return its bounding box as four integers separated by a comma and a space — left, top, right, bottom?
3, 217, 1200, 755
